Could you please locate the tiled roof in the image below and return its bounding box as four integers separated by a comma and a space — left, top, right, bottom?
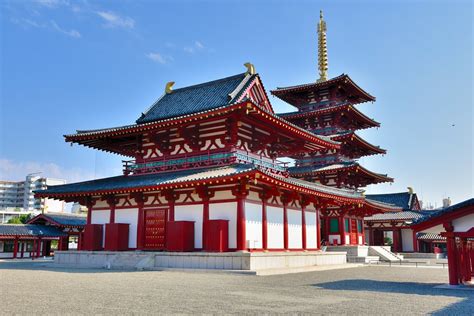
275, 175, 363, 200
289, 162, 391, 179
0, 224, 67, 237
417, 232, 445, 241
277, 102, 380, 129
28, 212, 86, 227
271, 74, 375, 100
365, 192, 414, 210
288, 162, 355, 174
136, 73, 255, 124
35, 164, 255, 195
365, 210, 425, 222
412, 198, 474, 225
45, 213, 86, 226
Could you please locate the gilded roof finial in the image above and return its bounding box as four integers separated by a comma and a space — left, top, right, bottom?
244, 62, 256, 75
165, 81, 175, 94
317, 10, 328, 82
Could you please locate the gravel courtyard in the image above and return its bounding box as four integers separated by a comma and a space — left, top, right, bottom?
0, 261, 472, 315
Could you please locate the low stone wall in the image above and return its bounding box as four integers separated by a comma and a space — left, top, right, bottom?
55, 251, 347, 271
327, 245, 369, 257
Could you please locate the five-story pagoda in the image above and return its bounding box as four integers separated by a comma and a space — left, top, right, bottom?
272, 11, 393, 246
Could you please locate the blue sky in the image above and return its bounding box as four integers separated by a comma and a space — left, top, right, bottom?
0, 0, 472, 207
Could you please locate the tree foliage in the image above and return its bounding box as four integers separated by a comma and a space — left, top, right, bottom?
7, 214, 33, 224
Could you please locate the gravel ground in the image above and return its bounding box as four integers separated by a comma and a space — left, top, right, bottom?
0, 261, 472, 315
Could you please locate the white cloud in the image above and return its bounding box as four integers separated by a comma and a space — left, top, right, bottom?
195, 41, 204, 49
96, 11, 134, 29
50, 20, 81, 38
10, 17, 44, 29
184, 40, 206, 54
0, 159, 106, 184
34, 0, 69, 9
146, 52, 172, 64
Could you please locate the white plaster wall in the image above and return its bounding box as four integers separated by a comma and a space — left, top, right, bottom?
245, 202, 262, 249
115, 208, 138, 248
358, 236, 363, 245
175, 205, 203, 249
92, 199, 109, 209
401, 229, 414, 252
453, 213, 474, 232
209, 202, 237, 249
212, 190, 235, 201
91, 210, 110, 247
305, 211, 317, 248
288, 209, 302, 249
329, 234, 340, 245
267, 206, 284, 249
345, 235, 350, 244
247, 191, 260, 202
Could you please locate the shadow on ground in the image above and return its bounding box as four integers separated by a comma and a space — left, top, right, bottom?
314, 279, 474, 315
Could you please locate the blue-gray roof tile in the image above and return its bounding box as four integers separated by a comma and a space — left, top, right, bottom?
136, 73, 254, 124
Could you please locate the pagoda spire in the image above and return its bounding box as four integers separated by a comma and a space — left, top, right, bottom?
317, 10, 328, 83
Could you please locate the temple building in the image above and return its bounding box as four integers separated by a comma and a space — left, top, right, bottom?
272, 11, 393, 246
34, 13, 401, 271
364, 188, 424, 252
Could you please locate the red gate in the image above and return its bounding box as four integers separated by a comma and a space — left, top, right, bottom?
144, 209, 167, 250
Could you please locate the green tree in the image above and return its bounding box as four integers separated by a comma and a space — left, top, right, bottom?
7, 214, 33, 224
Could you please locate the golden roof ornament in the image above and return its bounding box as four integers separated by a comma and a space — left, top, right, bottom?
165, 81, 175, 94
317, 10, 328, 83
244, 62, 256, 75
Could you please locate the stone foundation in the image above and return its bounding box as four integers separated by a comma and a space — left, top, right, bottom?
54, 251, 347, 271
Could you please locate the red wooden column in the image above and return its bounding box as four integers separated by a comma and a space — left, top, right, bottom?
106, 195, 119, 224
300, 196, 310, 250
132, 193, 147, 250
86, 197, 93, 225
197, 187, 215, 251
460, 238, 471, 283
232, 181, 249, 251
163, 189, 179, 222
412, 230, 419, 252
339, 214, 345, 246
36, 237, 42, 258
259, 189, 271, 251
13, 237, 19, 259
281, 193, 290, 251
392, 224, 401, 252
443, 222, 459, 285
315, 204, 321, 249
367, 223, 374, 246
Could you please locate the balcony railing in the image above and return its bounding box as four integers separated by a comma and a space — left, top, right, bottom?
123, 150, 288, 176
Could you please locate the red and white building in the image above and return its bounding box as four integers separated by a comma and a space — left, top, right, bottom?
34, 14, 400, 270
411, 198, 474, 285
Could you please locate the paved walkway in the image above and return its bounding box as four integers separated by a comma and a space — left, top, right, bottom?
0, 261, 472, 314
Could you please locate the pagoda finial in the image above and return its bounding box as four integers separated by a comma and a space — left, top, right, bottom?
317, 10, 328, 82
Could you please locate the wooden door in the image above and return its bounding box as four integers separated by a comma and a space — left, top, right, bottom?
350, 219, 357, 244
144, 209, 167, 250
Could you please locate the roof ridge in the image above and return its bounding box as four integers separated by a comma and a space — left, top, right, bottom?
168, 72, 247, 93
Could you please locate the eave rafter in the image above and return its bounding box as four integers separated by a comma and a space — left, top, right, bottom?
65, 101, 340, 157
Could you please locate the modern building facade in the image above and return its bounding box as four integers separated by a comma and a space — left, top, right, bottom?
0, 174, 66, 222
